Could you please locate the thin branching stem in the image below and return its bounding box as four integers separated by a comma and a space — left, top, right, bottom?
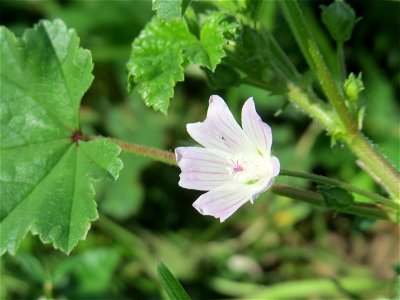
279, 1, 356, 134
337, 41, 346, 80
109, 138, 176, 166
271, 184, 397, 222
278, 1, 400, 199
280, 169, 398, 209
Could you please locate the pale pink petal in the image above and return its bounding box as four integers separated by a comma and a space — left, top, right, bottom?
271, 156, 280, 177
176, 95, 281, 221
193, 183, 254, 222
249, 156, 280, 203
250, 178, 275, 204
187, 95, 255, 155
175, 147, 231, 191
241, 98, 272, 155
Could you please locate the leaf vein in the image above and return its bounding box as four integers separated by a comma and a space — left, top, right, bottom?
41, 24, 76, 128
1, 138, 68, 150
0, 144, 71, 223
0, 74, 72, 132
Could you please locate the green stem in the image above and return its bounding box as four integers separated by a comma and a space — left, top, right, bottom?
346, 134, 400, 200
280, 1, 356, 135
279, 1, 400, 199
271, 184, 397, 222
109, 138, 176, 166
337, 41, 346, 80
285, 82, 337, 134
280, 169, 398, 209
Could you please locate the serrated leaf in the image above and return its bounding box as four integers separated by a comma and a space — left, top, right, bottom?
318, 185, 355, 209
152, 0, 192, 22
199, 13, 238, 71
0, 20, 123, 255
127, 14, 238, 114
157, 261, 191, 300
127, 17, 197, 114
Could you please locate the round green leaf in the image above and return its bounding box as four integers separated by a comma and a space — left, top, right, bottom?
0, 20, 123, 255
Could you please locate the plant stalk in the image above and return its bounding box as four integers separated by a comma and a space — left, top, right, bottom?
279, 0, 356, 134
279, 0, 400, 199
109, 138, 176, 166
346, 134, 400, 200
271, 184, 397, 222
286, 82, 337, 134
280, 169, 398, 209
337, 41, 346, 80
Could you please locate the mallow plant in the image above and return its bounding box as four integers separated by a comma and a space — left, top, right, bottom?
1, 0, 398, 263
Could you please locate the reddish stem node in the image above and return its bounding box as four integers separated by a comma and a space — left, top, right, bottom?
71, 130, 84, 143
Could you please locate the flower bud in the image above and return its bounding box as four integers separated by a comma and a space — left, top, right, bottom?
344, 72, 364, 102
321, 0, 357, 42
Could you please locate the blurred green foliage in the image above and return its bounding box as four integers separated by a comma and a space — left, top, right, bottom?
0, 0, 398, 299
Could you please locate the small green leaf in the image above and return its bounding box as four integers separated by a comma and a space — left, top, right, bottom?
127, 18, 196, 114
198, 13, 238, 71
157, 261, 191, 300
127, 14, 238, 113
0, 20, 123, 255
152, 0, 192, 22
318, 185, 355, 209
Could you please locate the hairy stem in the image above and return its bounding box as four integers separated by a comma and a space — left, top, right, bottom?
109, 138, 176, 166
271, 184, 397, 222
280, 169, 398, 209
280, 1, 357, 134
337, 41, 346, 80
278, 0, 400, 199
346, 134, 400, 200
286, 82, 337, 134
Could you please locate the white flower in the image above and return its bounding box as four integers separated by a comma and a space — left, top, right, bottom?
175, 95, 280, 222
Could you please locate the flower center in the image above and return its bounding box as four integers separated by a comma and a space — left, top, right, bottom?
227, 154, 272, 185
232, 161, 244, 174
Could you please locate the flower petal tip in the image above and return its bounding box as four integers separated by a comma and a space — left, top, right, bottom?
245, 97, 254, 105
209, 95, 223, 104
193, 203, 204, 215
